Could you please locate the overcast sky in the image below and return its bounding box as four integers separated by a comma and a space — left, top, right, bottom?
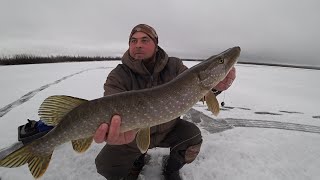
0, 0, 319, 66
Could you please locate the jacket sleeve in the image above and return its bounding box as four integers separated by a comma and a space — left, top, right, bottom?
103, 66, 128, 96
174, 57, 188, 75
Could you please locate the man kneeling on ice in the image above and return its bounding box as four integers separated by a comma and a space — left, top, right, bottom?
93, 24, 236, 180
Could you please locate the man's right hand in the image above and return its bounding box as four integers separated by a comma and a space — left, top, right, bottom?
93, 115, 137, 145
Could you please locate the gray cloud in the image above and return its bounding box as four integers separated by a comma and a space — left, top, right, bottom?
0, 0, 319, 66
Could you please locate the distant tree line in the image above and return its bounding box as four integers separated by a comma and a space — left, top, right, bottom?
0, 54, 205, 66
1, 54, 318, 69
0, 54, 122, 65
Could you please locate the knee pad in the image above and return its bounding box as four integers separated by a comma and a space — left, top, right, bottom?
184, 141, 202, 163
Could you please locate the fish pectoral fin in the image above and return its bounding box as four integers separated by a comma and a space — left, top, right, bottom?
205, 90, 220, 116
38, 95, 88, 126
136, 127, 151, 153
27, 152, 53, 179
71, 137, 93, 153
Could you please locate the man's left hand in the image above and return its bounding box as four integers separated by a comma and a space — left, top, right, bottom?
214, 67, 236, 91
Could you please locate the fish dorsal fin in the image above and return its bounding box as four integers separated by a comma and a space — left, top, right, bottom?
136, 127, 151, 153
71, 137, 93, 153
38, 95, 88, 126
27, 152, 53, 179
205, 90, 220, 116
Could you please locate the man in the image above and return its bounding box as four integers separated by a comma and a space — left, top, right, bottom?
94, 24, 236, 180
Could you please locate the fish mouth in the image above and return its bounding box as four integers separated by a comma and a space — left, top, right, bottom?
224, 46, 241, 73
203, 46, 241, 75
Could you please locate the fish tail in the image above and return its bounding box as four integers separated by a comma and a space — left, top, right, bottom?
0, 143, 53, 179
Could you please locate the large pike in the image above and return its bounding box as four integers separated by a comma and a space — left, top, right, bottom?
0, 46, 240, 179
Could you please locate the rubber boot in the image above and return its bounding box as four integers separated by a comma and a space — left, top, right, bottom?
162, 155, 184, 180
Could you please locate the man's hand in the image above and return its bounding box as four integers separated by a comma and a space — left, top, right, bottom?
94, 115, 137, 145
214, 67, 236, 91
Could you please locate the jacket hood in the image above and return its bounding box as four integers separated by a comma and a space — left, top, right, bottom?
121, 46, 169, 76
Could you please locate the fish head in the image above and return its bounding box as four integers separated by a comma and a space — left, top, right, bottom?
199, 46, 241, 89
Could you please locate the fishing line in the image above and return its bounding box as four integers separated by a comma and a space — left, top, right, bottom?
221, 91, 226, 107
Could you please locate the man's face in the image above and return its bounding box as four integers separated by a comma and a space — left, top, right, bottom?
129, 32, 156, 60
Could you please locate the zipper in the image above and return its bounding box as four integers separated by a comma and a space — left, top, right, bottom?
150, 75, 154, 87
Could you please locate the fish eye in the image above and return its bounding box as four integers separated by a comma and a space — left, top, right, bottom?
218, 57, 224, 64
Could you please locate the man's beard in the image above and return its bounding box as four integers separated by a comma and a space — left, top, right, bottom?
142, 54, 156, 73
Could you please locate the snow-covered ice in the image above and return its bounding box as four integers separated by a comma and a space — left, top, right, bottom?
0, 61, 319, 180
